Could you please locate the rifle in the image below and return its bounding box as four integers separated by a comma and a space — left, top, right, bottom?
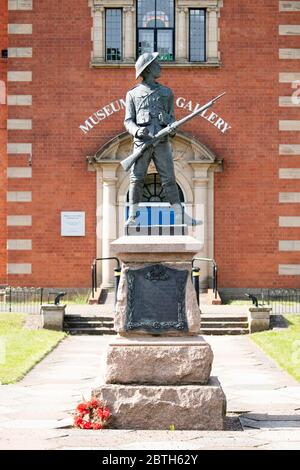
121, 92, 226, 172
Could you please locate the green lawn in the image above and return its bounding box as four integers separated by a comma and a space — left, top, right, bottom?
0, 314, 66, 384
251, 315, 300, 383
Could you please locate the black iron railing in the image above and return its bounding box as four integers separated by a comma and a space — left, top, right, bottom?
91, 257, 121, 303
192, 257, 218, 305
261, 288, 300, 314
0, 286, 44, 314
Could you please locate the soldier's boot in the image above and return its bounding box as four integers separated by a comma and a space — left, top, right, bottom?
125, 183, 143, 226
125, 206, 139, 226
172, 203, 202, 227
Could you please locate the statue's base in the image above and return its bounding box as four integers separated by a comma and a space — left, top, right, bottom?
93, 378, 226, 430
102, 235, 226, 430
111, 236, 202, 335
104, 335, 213, 385
125, 224, 188, 236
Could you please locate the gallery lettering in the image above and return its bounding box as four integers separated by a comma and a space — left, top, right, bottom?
79, 96, 231, 135
176, 97, 231, 134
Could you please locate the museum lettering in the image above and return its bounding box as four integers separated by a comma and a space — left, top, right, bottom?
79, 96, 231, 135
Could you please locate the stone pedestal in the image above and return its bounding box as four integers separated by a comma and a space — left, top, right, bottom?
112, 236, 202, 336
94, 378, 226, 430
248, 307, 272, 333
105, 335, 213, 385
41, 304, 66, 331
92, 235, 226, 430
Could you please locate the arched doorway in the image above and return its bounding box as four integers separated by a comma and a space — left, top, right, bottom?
139, 173, 184, 204
125, 173, 185, 226
88, 131, 223, 288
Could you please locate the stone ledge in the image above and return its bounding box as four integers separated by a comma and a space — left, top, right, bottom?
93, 377, 226, 430
90, 61, 221, 69
105, 335, 213, 385
111, 235, 203, 255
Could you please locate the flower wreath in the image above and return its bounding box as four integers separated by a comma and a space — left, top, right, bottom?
74, 397, 110, 430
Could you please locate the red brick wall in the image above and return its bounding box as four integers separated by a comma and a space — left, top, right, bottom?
6, 0, 297, 288
0, 0, 7, 284
214, 0, 280, 288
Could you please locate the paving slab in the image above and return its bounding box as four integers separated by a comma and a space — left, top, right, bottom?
0, 334, 299, 449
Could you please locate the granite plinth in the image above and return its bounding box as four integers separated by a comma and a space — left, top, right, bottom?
110, 235, 203, 263
111, 236, 202, 336
105, 335, 213, 385
93, 377, 226, 430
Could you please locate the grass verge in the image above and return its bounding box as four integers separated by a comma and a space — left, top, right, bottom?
0, 313, 66, 384
251, 314, 300, 383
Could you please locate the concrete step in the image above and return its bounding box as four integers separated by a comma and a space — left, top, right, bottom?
65, 327, 117, 335
64, 321, 114, 329
64, 315, 114, 322
200, 327, 249, 335
201, 321, 249, 329
201, 315, 248, 323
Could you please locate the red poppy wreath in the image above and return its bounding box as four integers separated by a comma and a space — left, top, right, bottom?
74, 397, 110, 430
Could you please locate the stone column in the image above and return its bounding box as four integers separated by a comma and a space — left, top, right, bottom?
93, 5, 105, 62
124, 7, 135, 62
207, 7, 219, 63
191, 164, 210, 288
177, 7, 188, 61
101, 164, 118, 288
96, 169, 103, 282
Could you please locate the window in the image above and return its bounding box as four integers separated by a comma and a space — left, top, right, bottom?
105, 9, 122, 61
189, 9, 206, 62
90, 0, 222, 67
137, 0, 175, 61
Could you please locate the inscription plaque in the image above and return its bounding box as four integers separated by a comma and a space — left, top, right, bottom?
125, 264, 189, 334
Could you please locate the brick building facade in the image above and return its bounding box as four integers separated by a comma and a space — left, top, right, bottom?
0, 0, 300, 292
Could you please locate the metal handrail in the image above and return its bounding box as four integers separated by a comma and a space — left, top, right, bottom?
192, 257, 218, 300
91, 257, 121, 300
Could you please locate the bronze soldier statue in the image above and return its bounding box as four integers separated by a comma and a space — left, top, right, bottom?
124, 52, 199, 227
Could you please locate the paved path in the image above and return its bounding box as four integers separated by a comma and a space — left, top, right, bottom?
0, 335, 299, 450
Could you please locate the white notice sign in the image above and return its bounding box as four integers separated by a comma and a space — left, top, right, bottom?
61, 212, 85, 237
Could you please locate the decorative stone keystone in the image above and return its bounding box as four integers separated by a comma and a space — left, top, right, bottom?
41, 304, 66, 331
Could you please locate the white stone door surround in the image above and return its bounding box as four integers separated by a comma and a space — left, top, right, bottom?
88, 131, 222, 288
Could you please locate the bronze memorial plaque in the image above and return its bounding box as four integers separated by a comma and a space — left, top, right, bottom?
125, 264, 189, 334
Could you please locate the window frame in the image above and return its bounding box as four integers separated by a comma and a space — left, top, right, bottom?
189, 8, 206, 63
105, 7, 123, 62
90, 0, 222, 68
136, 0, 176, 62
